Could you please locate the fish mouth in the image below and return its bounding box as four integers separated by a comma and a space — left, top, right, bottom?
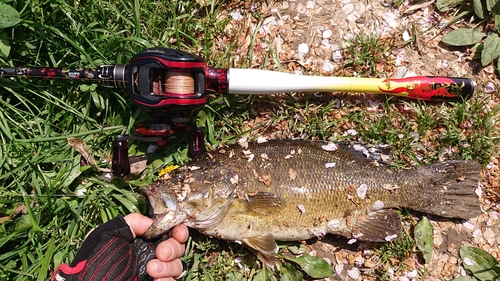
141, 188, 159, 218
140, 186, 178, 220
141, 190, 187, 239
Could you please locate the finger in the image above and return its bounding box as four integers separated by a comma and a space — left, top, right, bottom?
147, 259, 184, 279
123, 213, 153, 238
169, 224, 189, 244
155, 238, 186, 261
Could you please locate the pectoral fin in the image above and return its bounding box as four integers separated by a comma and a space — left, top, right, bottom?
242, 234, 279, 268
245, 192, 284, 215
352, 209, 402, 242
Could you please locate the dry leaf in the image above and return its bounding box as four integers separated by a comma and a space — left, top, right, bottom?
289, 168, 297, 181
68, 137, 96, 166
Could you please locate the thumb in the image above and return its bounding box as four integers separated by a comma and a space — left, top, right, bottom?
123, 213, 153, 238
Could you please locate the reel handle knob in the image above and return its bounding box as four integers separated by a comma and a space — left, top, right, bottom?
112, 136, 130, 177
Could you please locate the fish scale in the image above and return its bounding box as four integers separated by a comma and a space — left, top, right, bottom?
142, 139, 482, 265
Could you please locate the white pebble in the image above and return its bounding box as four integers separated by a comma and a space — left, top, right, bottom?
247, 154, 255, 162
347, 238, 357, 244
385, 234, 398, 241
356, 184, 368, 199
381, 12, 398, 28
437, 59, 449, 68
344, 129, 358, 136
321, 38, 331, 48
297, 4, 307, 14
342, 3, 354, 14
463, 257, 475, 266
372, 201, 384, 210
463, 221, 475, 230
486, 82, 495, 93
406, 269, 418, 278
322, 29, 333, 39
472, 228, 482, 238
335, 263, 344, 275
353, 232, 364, 238
306, 1, 315, 9
257, 136, 268, 143
346, 14, 358, 22
188, 166, 201, 171
75, 188, 87, 196
331, 44, 342, 62
325, 162, 336, 168
475, 185, 482, 198
102, 173, 113, 182
230, 11, 243, 21
347, 268, 360, 279
327, 219, 340, 229
322, 142, 338, 151
322, 61, 334, 73
402, 30, 411, 41
298, 43, 309, 54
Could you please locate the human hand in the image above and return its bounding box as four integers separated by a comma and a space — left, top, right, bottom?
124, 213, 189, 281
52, 213, 189, 281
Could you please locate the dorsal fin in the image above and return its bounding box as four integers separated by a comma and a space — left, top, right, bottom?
336, 142, 393, 167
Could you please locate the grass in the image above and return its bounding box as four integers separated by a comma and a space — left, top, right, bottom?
341, 32, 396, 77
0, 0, 499, 280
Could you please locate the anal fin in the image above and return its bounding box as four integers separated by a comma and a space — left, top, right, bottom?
352, 209, 402, 242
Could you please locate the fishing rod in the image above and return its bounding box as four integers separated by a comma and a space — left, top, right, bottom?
0, 48, 475, 176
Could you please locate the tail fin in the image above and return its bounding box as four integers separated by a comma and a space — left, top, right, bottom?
412, 161, 482, 219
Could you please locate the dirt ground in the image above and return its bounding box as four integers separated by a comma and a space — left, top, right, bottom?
221, 0, 500, 280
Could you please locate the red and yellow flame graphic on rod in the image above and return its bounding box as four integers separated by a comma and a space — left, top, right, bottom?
376, 76, 469, 100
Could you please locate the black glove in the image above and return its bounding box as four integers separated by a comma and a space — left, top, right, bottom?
52, 216, 157, 281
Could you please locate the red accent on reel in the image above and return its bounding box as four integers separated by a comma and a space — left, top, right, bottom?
132, 97, 207, 108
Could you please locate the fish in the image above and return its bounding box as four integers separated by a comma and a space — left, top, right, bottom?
141, 139, 482, 265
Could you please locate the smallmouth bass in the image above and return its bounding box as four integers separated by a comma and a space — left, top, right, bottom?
141, 140, 482, 264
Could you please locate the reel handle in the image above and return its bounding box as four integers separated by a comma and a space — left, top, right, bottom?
112, 136, 130, 177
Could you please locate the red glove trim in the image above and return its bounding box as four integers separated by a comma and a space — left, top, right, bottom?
51, 260, 87, 281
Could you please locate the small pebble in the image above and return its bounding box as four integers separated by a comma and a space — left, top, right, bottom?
328, 219, 341, 229
385, 234, 398, 241
347, 267, 360, 279
485, 82, 495, 93
298, 43, 309, 54
322, 142, 338, 151
322, 61, 334, 72
335, 263, 344, 275
322, 29, 332, 39
372, 200, 384, 210
402, 30, 411, 41
325, 162, 336, 168
356, 184, 368, 199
